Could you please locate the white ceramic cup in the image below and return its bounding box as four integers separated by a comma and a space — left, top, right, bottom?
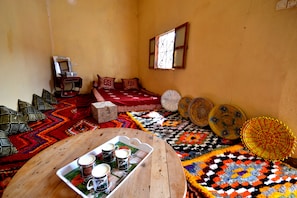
87, 163, 111, 193
115, 149, 131, 171
77, 154, 96, 183
102, 143, 118, 162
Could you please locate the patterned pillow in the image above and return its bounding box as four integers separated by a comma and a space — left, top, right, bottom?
32, 94, 55, 111
99, 77, 115, 89
0, 130, 17, 157
42, 89, 58, 104
18, 99, 47, 122
122, 78, 140, 90
0, 105, 31, 135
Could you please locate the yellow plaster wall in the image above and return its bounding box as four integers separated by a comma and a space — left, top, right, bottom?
0, 0, 138, 109
0, 0, 52, 109
1, 0, 297, 156
48, 0, 139, 92
138, 0, 297, 156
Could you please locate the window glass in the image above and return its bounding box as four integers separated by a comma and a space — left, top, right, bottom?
157, 30, 175, 69
149, 22, 188, 70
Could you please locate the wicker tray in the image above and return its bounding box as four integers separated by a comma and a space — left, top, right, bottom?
178, 96, 193, 118
241, 117, 296, 160
208, 104, 247, 140
188, 97, 214, 127
161, 90, 181, 112
56, 136, 153, 198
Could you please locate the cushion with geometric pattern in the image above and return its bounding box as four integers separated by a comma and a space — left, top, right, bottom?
0, 105, 31, 135
99, 77, 115, 89
32, 94, 55, 111
18, 99, 47, 122
0, 130, 17, 157
122, 78, 140, 90
42, 89, 58, 104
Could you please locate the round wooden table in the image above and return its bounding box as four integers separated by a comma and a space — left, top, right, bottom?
3, 128, 186, 198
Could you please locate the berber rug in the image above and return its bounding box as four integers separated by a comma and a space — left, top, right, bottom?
182, 144, 297, 198
127, 109, 239, 161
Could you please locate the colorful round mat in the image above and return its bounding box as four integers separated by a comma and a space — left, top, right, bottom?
161, 90, 181, 112
208, 104, 247, 140
188, 97, 214, 127
241, 117, 296, 161
178, 96, 193, 118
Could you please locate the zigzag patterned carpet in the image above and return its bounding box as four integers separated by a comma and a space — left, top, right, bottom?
0, 94, 139, 196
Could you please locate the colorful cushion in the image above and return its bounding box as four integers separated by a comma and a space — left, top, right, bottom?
0, 130, 17, 157
18, 99, 47, 122
42, 89, 58, 104
99, 77, 115, 89
0, 105, 31, 135
122, 78, 139, 90
32, 94, 55, 111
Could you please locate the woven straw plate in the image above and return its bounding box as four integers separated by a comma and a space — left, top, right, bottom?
178, 96, 193, 118
188, 97, 214, 127
241, 117, 296, 161
161, 90, 181, 112
208, 104, 247, 140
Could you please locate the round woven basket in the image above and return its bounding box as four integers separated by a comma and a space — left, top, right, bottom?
161, 90, 181, 112
208, 104, 247, 140
241, 116, 296, 161
178, 96, 193, 118
188, 97, 214, 127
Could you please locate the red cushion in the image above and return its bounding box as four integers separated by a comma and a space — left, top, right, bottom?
122, 78, 139, 90
99, 77, 115, 89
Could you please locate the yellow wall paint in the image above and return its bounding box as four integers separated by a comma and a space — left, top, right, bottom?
0, 0, 297, 156
48, 0, 138, 91
0, 0, 52, 109
0, 0, 138, 109
138, 0, 297, 157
